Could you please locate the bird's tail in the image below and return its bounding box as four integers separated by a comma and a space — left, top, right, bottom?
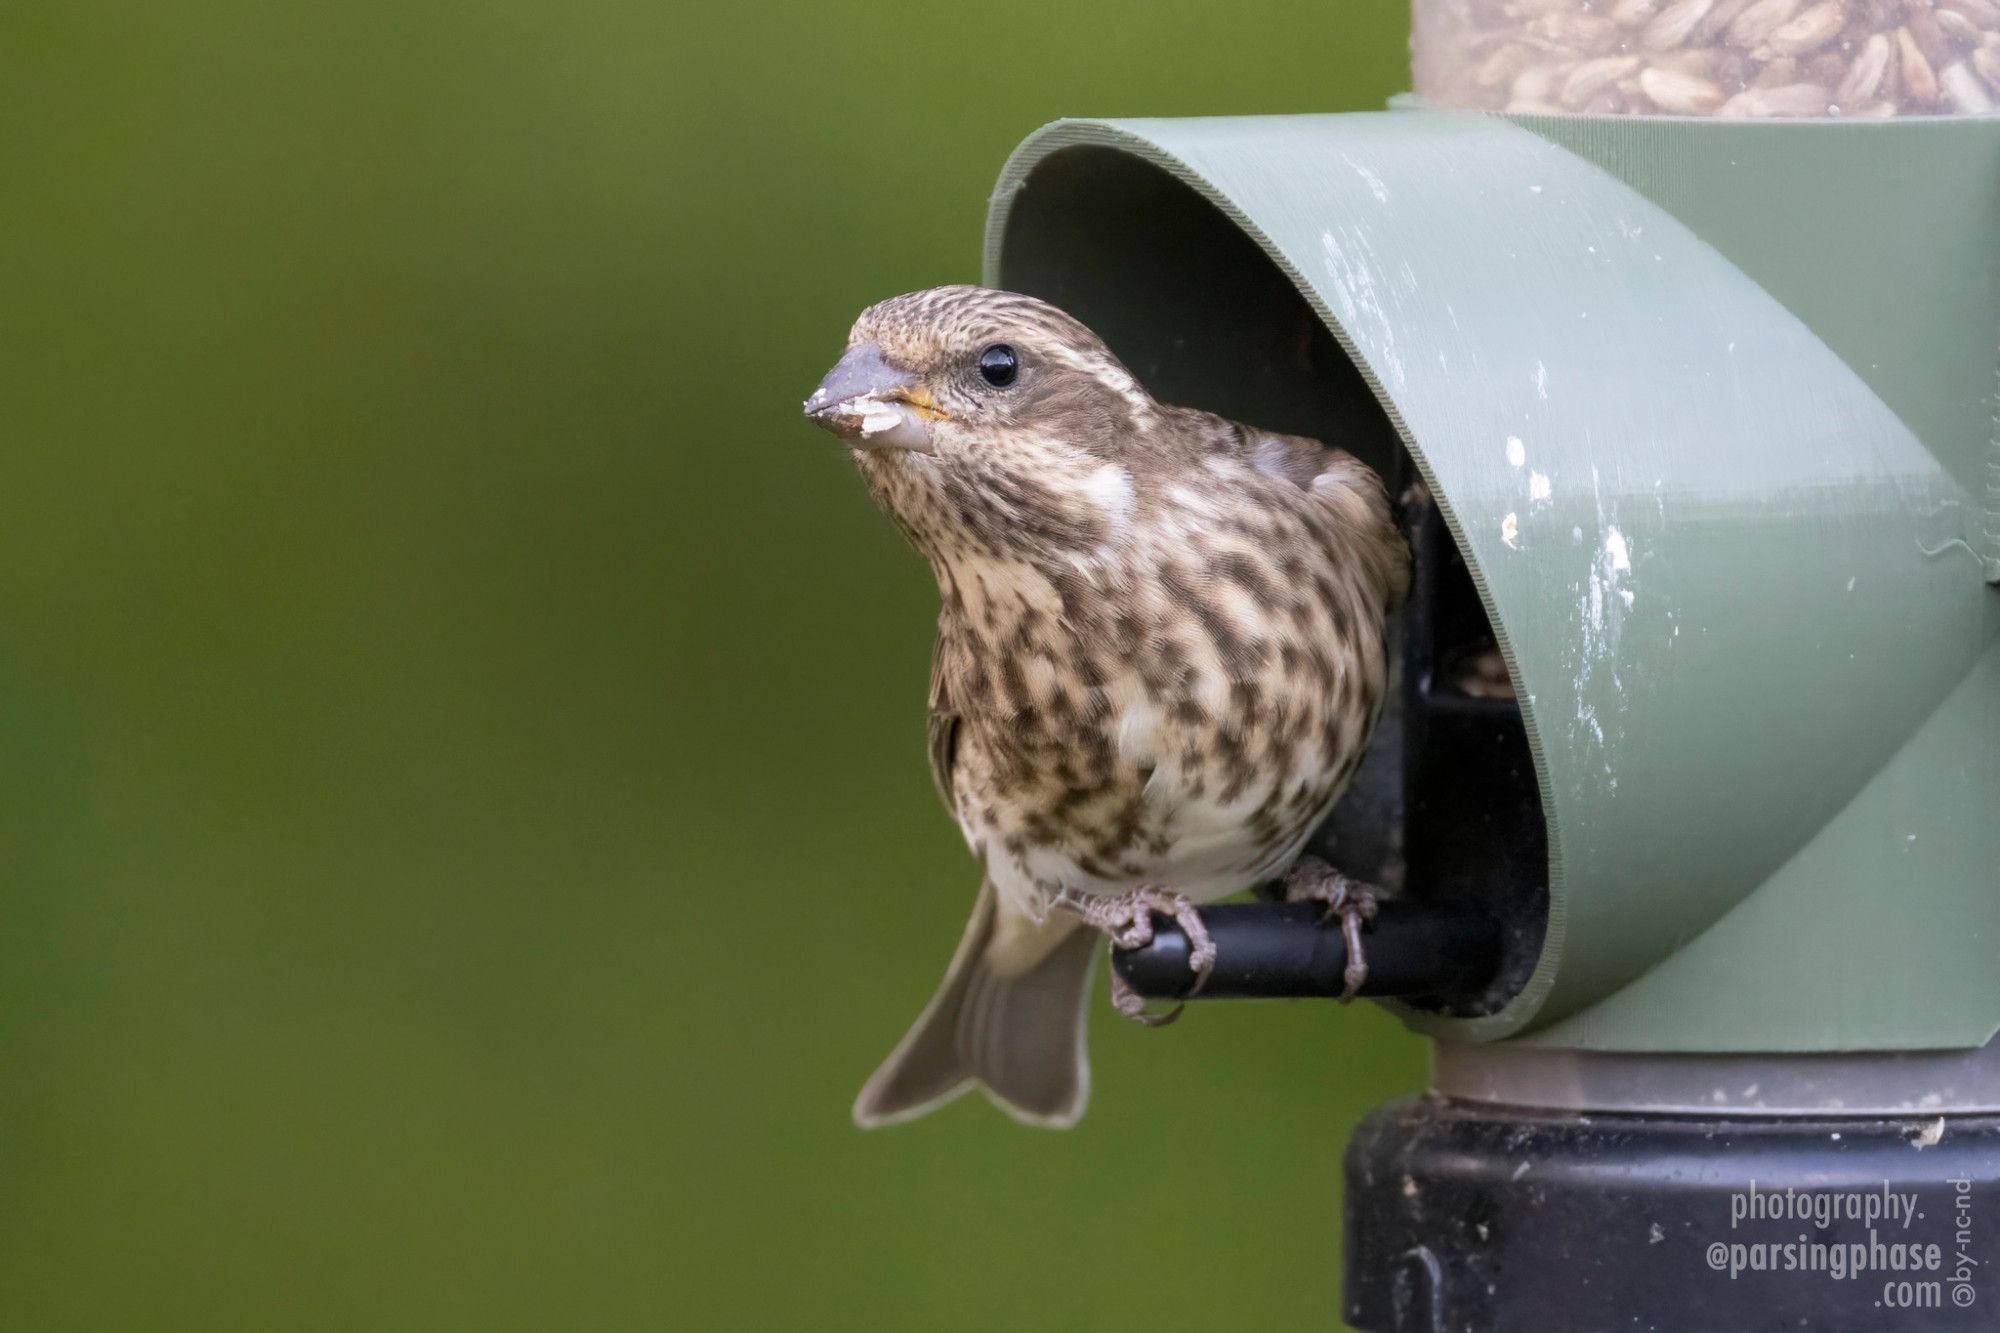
853, 881, 1098, 1129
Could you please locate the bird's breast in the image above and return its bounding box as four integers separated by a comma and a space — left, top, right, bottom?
940, 533, 1386, 915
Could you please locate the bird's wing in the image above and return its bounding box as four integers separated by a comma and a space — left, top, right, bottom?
1242, 426, 1410, 609
925, 623, 961, 816
1236, 425, 1330, 490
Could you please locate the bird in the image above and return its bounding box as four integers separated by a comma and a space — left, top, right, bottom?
803, 285, 1409, 1129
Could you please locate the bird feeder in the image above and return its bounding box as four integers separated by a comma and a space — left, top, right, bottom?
981, 16, 2000, 1328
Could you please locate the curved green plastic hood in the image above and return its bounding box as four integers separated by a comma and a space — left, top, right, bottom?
984, 112, 2000, 1051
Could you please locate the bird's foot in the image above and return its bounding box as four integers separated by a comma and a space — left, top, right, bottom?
1282, 856, 1381, 1002
1108, 969, 1177, 1027
1055, 887, 1216, 1026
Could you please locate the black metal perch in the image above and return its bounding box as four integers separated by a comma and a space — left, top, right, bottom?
1108, 899, 1501, 1004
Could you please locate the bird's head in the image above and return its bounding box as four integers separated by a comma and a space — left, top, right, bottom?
804, 286, 1158, 562
804, 285, 1152, 456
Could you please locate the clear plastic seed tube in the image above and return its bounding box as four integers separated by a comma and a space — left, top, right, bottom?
1412, 0, 2000, 116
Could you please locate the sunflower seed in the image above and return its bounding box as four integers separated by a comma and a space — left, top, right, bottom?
1941, 0, 2000, 24
1640, 63, 1732, 106
1973, 43, 2000, 88
1936, 7, 1984, 40
1510, 62, 1562, 102
1563, 55, 1644, 104
1904, 2, 1952, 60
1762, 1, 1849, 52
1530, 11, 1622, 51
1476, 42, 1543, 88
1654, 44, 1726, 72
1837, 31, 1895, 96
1753, 53, 1804, 82
1942, 56, 2000, 101
1729, 0, 1806, 47
1897, 24, 1943, 99
1696, 0, 1763, 37
1717, 79, 1835, 110
1644, 0, 1720, 47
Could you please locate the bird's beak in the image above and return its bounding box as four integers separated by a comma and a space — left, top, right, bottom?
803, 342, 940, 453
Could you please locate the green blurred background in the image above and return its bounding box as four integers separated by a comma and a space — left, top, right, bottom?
1, 3, 1421, 1327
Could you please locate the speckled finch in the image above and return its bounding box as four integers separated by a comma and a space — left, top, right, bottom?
806, 286, 1408, 1129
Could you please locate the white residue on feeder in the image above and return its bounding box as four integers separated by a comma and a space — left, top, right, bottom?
1343, 154, 1390, 204
1589, 525, 1637, 619
1572, 475, 1640, 788
1320, 227, 1407, 389
1501, 512, 1520, 549
1528, 471, 1552, 504
1584, 535, 1634, 631
1533, 360, 1549, 399
1505, 435, 1526, 468
1604, 526, 1631, 575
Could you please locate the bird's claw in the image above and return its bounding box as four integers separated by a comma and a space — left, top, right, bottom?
1057, 886, 1215, 1024
1283, 856, 1381, 1002
1109, 970, 1182, 1027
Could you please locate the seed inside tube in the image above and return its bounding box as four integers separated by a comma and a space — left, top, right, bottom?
1562, 55, 1643, 105
1640, 64, 1731, 108
1728, 0, 1805, 50
1943, 0, 2000, 25
1761, 1, 1848, 55
1645, 0, 1719, 48
1943, 57, 1998, 105
1718, 79, 1834, 112
1837, 31, 1893, 99
1414, 0, 2000, 116
1975, 45, 2000, 92
1898, 24, 1941, 102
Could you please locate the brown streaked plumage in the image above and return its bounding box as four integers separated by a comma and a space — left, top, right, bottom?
805, 285, 1409, 1129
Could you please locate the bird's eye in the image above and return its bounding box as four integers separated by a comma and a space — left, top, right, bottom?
977, 343, 1018, 388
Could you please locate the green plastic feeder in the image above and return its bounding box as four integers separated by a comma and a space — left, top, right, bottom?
983, 109, 2000, 1068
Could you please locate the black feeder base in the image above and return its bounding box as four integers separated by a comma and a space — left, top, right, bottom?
1345, 1096, 2000, 1333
